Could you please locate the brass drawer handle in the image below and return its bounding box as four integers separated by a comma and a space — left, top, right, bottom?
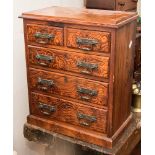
77, 112, 97, 127
118, 2, 126, 6
80, 96, 91, 101
37, 77, 54, 91
77, 112, 97, 122
79, 122, 90, 127
34, 32, 55, 44
77, 61, 98, 71
36, 54, 54, 66
77, 87, 97, 96
76, 37, 98, 51
38, 102, 56, 116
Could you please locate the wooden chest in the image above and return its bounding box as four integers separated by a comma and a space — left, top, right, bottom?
86, 0, 138, 11
21, 6, 137, 148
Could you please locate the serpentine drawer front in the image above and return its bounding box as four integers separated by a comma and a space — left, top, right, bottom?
22, 6, 137, 148
30, 92, 108, 133
28, 46, 110, 79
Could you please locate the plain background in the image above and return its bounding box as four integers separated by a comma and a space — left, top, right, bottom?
2, 0, 155, 155
13, 1, 84, 155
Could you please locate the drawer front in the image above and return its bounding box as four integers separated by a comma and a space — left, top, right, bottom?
28, 46, 110, 79
116, 0, 137, 11
26, 24, 64, 46
66, 28, 111, 53
30, 92, 108, 133
86, 0, 115, 10
29, 68, 108, 106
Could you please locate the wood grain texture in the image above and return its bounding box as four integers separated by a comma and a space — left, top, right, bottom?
66, 28, 111, 53
112, 20, 137, 135
29, 68, 109, 107
28, 46, 110, 79
27, 115, 113, 148
21, 6, 138, 149
21, 6, 138, 28
30, 92, 108, 133
134, 33, 141, 71
86, 0, 116, 10
86, 0, 137, 11
25, 112, 140, 152
27, 24, 64, 47
116, 0, 137, 11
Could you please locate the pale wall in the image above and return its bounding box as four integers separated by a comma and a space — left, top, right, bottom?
13, 1, 84, 155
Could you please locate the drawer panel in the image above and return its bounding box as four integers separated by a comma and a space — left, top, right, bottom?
28, 46, 110, 79
26, 24, 64, 47
29, 68, 108, 106
66, 28, 111, 53
116, 0, 137, 11
30, 92, 108, 133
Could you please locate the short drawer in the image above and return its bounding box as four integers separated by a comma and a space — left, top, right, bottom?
30, 92, 108, 133
29, 68, 108, 107
116, 0, 137, 11
66, 28, 111, 53
26, 24, 63, 47
28, 46, 110, 79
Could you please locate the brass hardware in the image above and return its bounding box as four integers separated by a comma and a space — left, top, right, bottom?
77, 112, 97, 126
76, 37, 98, 45
77, 61, 98, 71
77, 113, 97, 122
79, 47, 92, 51
132, 94, 141, 113
132, 84, 137, 90
79, 122, 90, 127
132, 82, 141, 95
34, 32, 55, 39
80, 96, 91, 101
118, 2, 126, 6
76, 37, 98, 51
38, 102, 56, 115
81, 70, 91, 74
77, 87, 97, 96
36, 54, 54, 66
37, 77, 54, 91
133, 88, 140, 94
34, 32, 55, 44
132, 82, 141, 113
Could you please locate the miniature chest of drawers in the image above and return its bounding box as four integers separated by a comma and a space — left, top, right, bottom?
21, 6, 137, 148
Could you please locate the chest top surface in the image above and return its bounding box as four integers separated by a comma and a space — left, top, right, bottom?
21, 6, 137, 28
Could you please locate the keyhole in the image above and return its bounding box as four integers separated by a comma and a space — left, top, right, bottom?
64, 76, 68, 83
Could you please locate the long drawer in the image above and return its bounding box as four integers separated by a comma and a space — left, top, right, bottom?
28, 46, 110, 79
26, 24, 64, 47
30, 92, 108, 133
29, 68, 109, 107
66, 28, 111, 53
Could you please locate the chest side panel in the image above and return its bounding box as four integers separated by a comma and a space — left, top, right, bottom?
112, 20, 137, 134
